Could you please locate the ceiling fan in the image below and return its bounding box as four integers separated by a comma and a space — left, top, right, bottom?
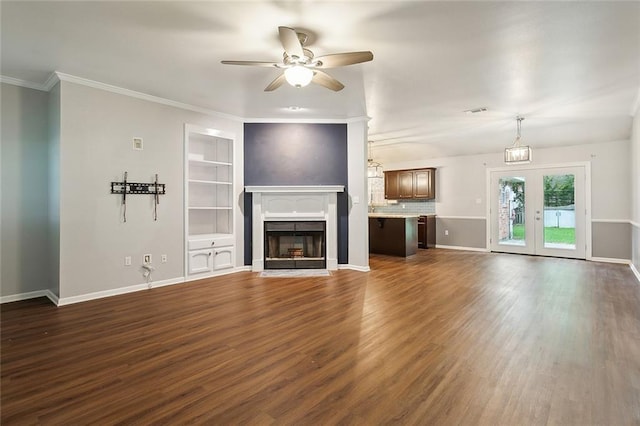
221, 26, 373, 92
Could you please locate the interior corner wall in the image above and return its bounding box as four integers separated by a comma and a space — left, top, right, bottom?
631, 109, 640, 274
1, 83, 51, 297
48, 82, 61, 297
57, 81, 243, 300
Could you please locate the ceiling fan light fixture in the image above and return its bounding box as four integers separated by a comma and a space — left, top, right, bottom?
284, 65, 313, 88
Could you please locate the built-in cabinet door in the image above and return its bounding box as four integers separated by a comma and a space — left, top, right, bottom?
398, 171, 414, 198
413, 170, 433, 198
188, 249, 213, 274
213, 247, 234, 270
384, 171, 400, 199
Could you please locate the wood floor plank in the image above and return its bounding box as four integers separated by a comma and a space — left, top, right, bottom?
2, 250, 640, 424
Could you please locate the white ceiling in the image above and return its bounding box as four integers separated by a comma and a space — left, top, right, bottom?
2, 1, 639, 163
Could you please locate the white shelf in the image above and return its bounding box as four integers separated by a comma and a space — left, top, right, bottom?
185, 124, 234, 277
188, 206, 232, 210
189, 159, 232, 167
188, 179, 232, 185
188, 232, 233, 239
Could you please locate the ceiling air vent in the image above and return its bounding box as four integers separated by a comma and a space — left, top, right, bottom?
464, 107, 488, 114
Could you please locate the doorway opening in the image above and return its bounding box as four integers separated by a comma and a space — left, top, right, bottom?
489, 164, 589, 259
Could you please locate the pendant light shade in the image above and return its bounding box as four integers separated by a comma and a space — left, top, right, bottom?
367, 141, 383, 178
505, 116, 532, 164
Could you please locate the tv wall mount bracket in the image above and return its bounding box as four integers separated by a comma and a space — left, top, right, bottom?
110, 172, 166, 222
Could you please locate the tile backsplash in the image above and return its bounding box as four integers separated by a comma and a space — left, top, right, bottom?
369, 199, 436, 215
367, 176, 435, 215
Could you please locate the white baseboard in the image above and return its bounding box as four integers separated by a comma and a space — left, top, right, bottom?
436, 244, 490, 252
148, 276, 185, 289
45, 290, 60, 305
338, 264, 370, 272
1, 290, 51, 304
57, 283, 150, 306
589, 257, 631, 265
631, 263, 640, 283
57, 276, 188, 306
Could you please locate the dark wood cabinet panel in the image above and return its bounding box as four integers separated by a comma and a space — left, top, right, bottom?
398, 171, 414, 198
413, 169, 434, 199
418, 215, 436, 249
384, 171, 400, 199
384, 168, 436, 200
369, 217, 418, 256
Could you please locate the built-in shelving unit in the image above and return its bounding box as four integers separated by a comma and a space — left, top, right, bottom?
184, 125, 235, 278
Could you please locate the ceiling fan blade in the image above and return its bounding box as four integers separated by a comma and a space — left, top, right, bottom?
314, 51, 374, 68
311, 70, 344, 91
278, 26, 304, 60
221, 60, 280, 67
264, 73, 287, 92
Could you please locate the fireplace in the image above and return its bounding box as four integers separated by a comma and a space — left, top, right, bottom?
245, 185, 345, 271
264, 221, 326, 269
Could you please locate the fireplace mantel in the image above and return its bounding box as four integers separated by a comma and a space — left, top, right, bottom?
245, 185, 345, 194
246, 185, 344, 271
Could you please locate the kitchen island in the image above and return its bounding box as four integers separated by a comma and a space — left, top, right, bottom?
368, 214, 419, 257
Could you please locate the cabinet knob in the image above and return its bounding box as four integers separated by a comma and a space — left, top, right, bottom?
208, 252, 212, 256
211, 242, 215, 246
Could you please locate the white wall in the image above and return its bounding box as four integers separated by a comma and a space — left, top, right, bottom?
346, 120, 369, 271
49, 83, 61, 297
379, 139, 631, 255
1, 83, 51, 297
631, 107, 640, 272
381, 140, 630, 221
57, 80, 243, 300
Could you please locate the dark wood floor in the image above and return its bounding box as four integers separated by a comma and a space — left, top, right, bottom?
2, 250, 640, 425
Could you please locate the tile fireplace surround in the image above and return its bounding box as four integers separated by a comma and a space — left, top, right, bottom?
245, 185, 345, 271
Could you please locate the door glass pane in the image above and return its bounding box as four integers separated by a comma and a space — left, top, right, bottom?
543, 174, 576, 249
498, 177, 525, 246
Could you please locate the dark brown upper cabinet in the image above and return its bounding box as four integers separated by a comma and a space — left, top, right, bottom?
384, 168, 436, 200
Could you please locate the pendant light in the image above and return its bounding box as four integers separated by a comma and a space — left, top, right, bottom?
367, 141, 383, 178
504, 116, 532, 164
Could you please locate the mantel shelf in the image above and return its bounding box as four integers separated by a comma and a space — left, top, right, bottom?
245, 185, 345, 194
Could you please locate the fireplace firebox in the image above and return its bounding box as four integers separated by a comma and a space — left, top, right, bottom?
264, 221, 326, 269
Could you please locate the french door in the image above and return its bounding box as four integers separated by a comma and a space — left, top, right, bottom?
490, 165, 586, 259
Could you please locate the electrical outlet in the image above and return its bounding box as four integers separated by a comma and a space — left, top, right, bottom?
161, 254, 167, 263
143, 254, 152, 264
124, 256, 132, 266
445, 230, 449, 236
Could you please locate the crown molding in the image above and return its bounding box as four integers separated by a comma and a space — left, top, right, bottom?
2, 71, 369, 123
43, 72, 61, 91
243, 116, 369, 124
53, 72, 242, 122
0, 75, 49, 91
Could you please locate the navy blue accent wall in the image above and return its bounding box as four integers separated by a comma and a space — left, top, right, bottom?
244, 123, 349, 265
